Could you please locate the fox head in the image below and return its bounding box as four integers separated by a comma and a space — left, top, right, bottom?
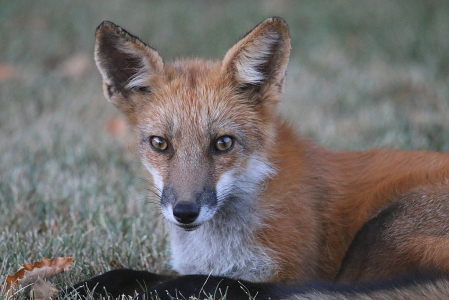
94, 18, 291, 230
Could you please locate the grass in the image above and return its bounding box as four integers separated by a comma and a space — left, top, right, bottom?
1, 0, 449, 299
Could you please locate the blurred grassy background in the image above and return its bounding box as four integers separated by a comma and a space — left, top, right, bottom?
1, 0, 449, 298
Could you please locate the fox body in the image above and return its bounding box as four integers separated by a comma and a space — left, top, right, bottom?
94, 17, 449, 285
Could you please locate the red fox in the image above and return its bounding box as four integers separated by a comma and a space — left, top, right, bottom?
75, 17, 449, 298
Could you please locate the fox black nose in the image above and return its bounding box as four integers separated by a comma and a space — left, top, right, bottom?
173, 203, 200, 224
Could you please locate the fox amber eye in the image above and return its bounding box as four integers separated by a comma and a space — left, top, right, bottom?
150, 136, 168, 152
214, 136, 234, 152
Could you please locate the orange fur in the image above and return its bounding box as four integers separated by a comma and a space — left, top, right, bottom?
259, 128, 449, 280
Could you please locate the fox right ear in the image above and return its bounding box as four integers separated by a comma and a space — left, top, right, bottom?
94, 21, 164, 115
221, 17, 291, 102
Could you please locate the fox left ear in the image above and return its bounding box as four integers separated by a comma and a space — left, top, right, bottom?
222, 17, 291, 101
94, 21, 164, 116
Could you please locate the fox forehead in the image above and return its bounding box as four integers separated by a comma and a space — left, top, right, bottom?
134, 60, 263, 147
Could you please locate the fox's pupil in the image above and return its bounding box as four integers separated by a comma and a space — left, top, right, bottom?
215, 136, 233, 152
150, 136, 168, 151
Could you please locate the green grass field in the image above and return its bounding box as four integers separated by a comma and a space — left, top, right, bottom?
1, 0, 449, 298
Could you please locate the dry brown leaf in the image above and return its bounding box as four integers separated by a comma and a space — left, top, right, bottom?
4, 257, 73, 297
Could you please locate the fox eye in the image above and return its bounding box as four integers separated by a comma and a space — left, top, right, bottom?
150, 136, 169, 152
135, 86, 151, 93
213, 136, 234, 153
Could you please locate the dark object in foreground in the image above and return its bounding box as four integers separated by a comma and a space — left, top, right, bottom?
65, 269, 173, 298
66, 269, 449, 300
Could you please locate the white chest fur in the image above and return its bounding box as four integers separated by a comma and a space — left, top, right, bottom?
168, 206, 275, 282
